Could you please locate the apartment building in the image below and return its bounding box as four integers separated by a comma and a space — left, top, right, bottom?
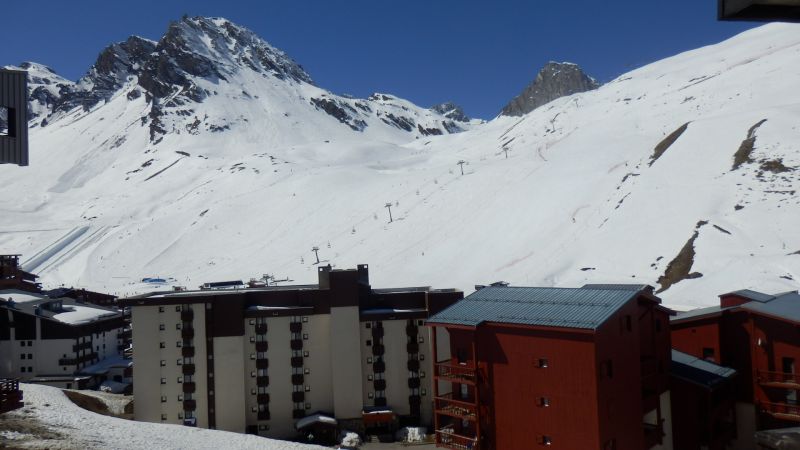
0, 289, 126, 388
426, 284, 674, 450
122, 264, 462, 440
671, 289, 800, 450
0, 255, 39, 292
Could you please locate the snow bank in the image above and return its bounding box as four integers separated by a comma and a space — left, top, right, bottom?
12, 383, 325, 450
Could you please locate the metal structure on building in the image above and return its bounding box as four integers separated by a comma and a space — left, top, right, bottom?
0, 69, 28, 166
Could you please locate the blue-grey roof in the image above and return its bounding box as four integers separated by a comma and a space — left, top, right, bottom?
671, 350, 736, 388
427, 286, 645, 330
719, 289, 775, 303
741, 291, 800, 324
582, 284, 651, 291
671, 305, 730, 323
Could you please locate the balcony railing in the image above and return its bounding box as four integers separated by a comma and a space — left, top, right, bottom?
73, 341, 92, 352
435, 359, 476, 384
257, 393, 270, 403
374, 379, 387, 391
760, 401, 800, 422
181, 328, 194, 339
372, 326, 384, 338
182, 382, 196, 393
408, 359, 420, 372
373, 360, 386, 373
406, 324, 418, 336
435, 430, 478, 450
372, 344, 385, 356
182, 364, 196, 375
291, 356, 304, 368
59, 352, 98, 366
258, 411, 271, 421
181, 310, 194, 322
290, 322, 302, 333
183, 399, 197, 411
407, 342, 420, 354
256, 359, 269, 369
255, 341, 268, 352
435, 392, 477, 420
0, 378, 23, 414
408, 377, 421, 389
293, 409, 306, 419
256, 376, 270, 387
292, 391, 305, 402
255, 324, 267, 334
290, 339, 303, 351
182, 347, 195, 358
758, 371, 800, 388
292, 374, 304, 385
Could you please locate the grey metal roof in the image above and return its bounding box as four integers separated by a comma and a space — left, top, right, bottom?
671, 350, 736, 388
719, 289, 775, 303
427, 286, 644, 330
582, 284, 651, 291
671, 305, 731, 323
742, 291, 800, 324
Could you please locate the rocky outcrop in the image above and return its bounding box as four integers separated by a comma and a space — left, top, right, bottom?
501, 62, 599, 117
431, 102, 469, 122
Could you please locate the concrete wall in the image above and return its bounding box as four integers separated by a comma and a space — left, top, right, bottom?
330, 306, 364, 419
213, 335, 246, 432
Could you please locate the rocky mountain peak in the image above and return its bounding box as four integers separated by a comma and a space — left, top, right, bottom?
500, 61, 599, 117
431, 102, 469, 122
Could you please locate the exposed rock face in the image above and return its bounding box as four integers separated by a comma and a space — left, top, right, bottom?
431, 102, 469, 122
501, 62, 599, 117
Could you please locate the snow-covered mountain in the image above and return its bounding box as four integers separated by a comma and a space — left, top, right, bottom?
1, 19, 799, 309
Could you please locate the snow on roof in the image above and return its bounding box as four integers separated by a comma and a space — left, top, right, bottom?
52, 304, 120, 325
295, 413, 337, 430
80, 354, 132, 375
360, 308, 426, 315
99, 380, 130, 394
12, 383, 326, 450
0, 289, 47, 303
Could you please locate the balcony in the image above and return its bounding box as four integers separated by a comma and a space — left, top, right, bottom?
374, 379, 387, 391
58, 352, 98, 366
258, 411, 271, 421
182, 347, 195, 358
256, 359, 269, 369
255, 324, 267, 334
256, 376, 270, 387
406, 324, 418, 336
643, 419, 665, 449
181, 328, 194, 339
409, 394, 421, 406
407, 342, 419, 354
255, 341, 268, 352
435, 429, 478, 450
182, 364, 196, 375
0, 378, 23, 414
292, 374, 304, 385
257, 393, 270, 403
372, 344, 385, 356
293, 409, 306, 419
290, 322, 302, 333
374, 397, 387, 407
291, 339, 303, 351
183, 399, 197, 411
407, 359, 420, 372
73, 341, 92, 352
291, 356, 304, 368
758, 371, 800, 389
292, 391, 305, 403
372, 326, 384, 338
760, 401, 800, 422
373, 360, 386, 373
181, 310, 194, 322
408, 377, 421, 389
435, 359, 476, 385
435, 392, 477, 420
182, 382, 196, 394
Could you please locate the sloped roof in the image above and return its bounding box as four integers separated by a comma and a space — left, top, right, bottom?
719, 289, 775, 303
742, 291, 800, 324
427, 285, 647, 330
671, 350, 736, 388
671, 305, 732, 324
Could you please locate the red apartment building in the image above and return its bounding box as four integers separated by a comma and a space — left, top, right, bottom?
671, 289, 800, 449
0, 255, 40, 292
426, 284, 673, 450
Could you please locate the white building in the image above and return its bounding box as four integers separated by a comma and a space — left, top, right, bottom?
122, 265, 461, 441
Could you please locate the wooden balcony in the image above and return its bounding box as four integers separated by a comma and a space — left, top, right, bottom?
293, 408, 306, 419
760, 401, 800, 422
373, 360, 386, 373
255, 323, 267, 334
291, 374, 304, 385
257, 393, 270, 403
183, 399, 197, 411
181, 309, 193, 322
373, 379, 387, 391
406, 324, 418, 336
435, 430, 478, 450
290, 339, 303, 351
257, 410, 271, 421
256, 359, 269, 369
181, 328, 194, 339
182, 382, 196, 393
256, 376, 270, 387
407, 342, 420, 354
292, 391, 305, 402
408, 377, 421, 389
758, 371, 800, 389
182, 364, 196, 375
372, 326, 384, 338
435, 359, 476, 385
290, 322, 302, 333
407, 359, 420, 372
372, 344, 385, 356
182, 346, 195, 358
435, 392, 477, 421
255, 341, 268, 352
73, 341, 92, 352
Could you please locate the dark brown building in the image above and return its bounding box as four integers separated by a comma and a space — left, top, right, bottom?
0, 255, 40, 293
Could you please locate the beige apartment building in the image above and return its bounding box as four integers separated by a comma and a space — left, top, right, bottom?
123, 265, 461, 439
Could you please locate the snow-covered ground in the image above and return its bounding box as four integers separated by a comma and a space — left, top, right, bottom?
0, 383, 324, 449
1, 21, 799, 309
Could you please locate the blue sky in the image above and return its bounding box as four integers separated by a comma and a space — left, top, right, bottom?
3, 0, 756, 118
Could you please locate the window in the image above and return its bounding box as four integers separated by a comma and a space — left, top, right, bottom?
703, 348, 716, 362
368, 392, 374, 399
418, 336, 424, 343
419, 354, 425, 361
250, 336, 256, 343
302, 316, 308, 323
304, 368, 310, 374
305, 403, 311, 409
417, 320, 424, 326
249, 319, 255, 325
366, 340, 372, 347
250, 353, 256, 360
159, 324, 165, 331
177, 377, 183, 383
160, 360, 166, 367
20, 354, 25, 360
27, 366, 32, 372
251, 388, 256, 395
27, 341, 31, 346
541, 435, 552, 446
27, 353, 32, 359
20, 367, 26, 373
367, 374, 373, 381
303, 351, 309, 357
537, 358, 549, 368
178, 394, 183, 401
161, 396, 167, 403
259, 425, 269, 431
177, 359, 183, 365
251, 406, 258, 412
303, 333, 308, 340
366, 323, 371, 329
420, 371, 426, 378
176, 341, 183, 348
421, 389, 426, 396
367, 357, 373, 364
206, 303, 212, 310
159, 306, 164, 313
161, 414, 167, 421
160, 378, 166, 384
251, 371, 256, 377
176, 306, 182, 312
20, 341, 25, 347
539, 397, 550, 407
305, 386, 311, 392
176, 323, 182, 330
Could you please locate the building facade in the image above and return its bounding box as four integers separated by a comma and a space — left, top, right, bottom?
0, 289, 126, 388
671, 289, 800, 450
0, 255, 40, 292
427, 284, 674, 450
122, 264, 462, 440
